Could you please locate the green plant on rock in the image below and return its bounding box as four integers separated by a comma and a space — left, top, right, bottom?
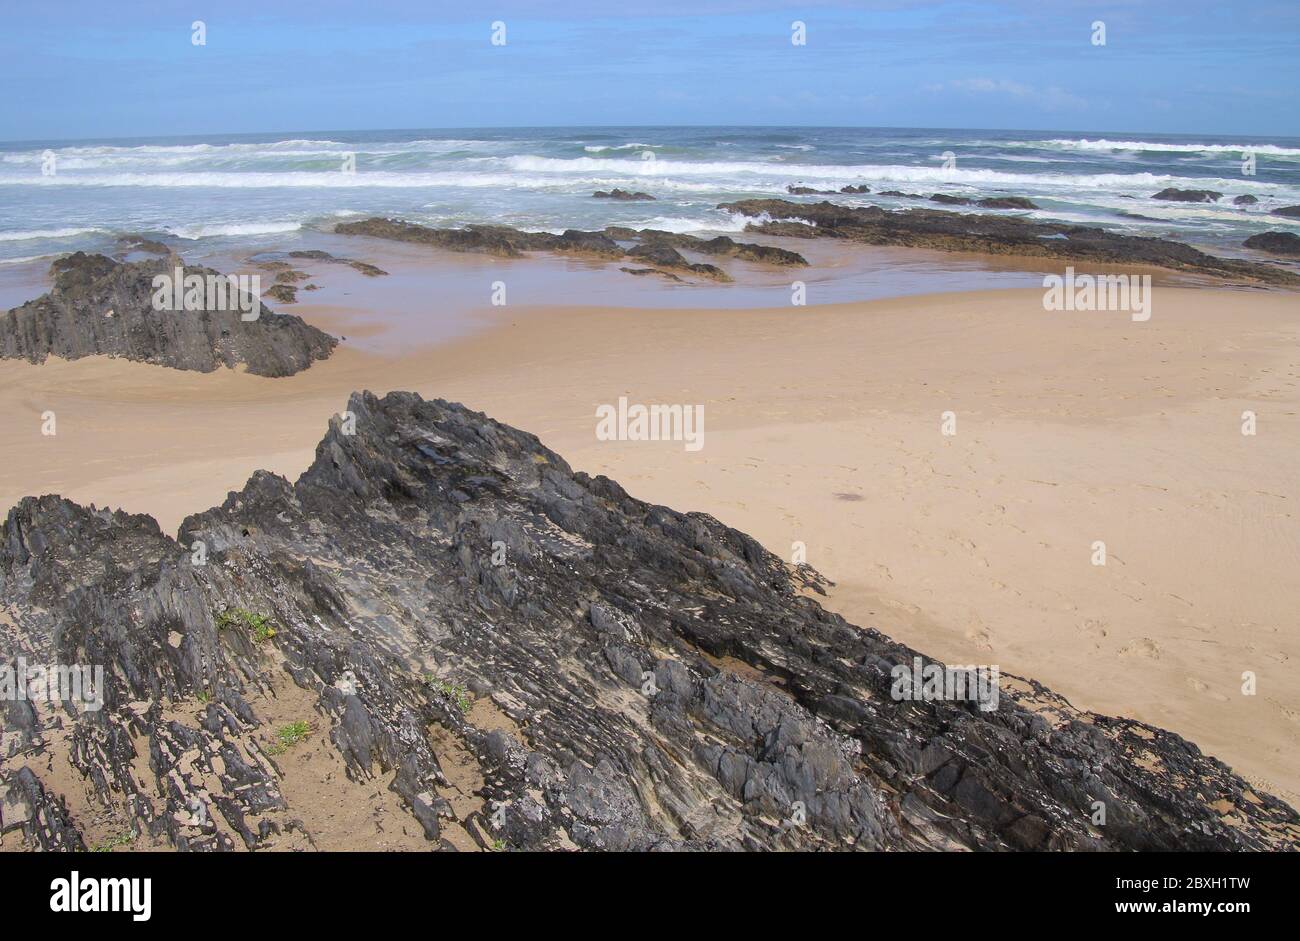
266, 720, 312, 755
214, 607, 277, 642
92, 831, 133, 852
425, 675, 472, 715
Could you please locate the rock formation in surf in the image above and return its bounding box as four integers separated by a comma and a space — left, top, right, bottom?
1244, 231, 1300, 256
716, 199, 1300, 285
335, 218, 808, 279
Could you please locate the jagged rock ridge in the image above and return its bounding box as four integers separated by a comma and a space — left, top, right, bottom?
1, 392, 1296, 851
0, 253, 337, 376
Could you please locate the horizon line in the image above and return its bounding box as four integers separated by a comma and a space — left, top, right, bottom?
5, 123, 1299, 147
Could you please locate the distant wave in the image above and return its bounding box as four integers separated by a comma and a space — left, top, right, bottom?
166, 221, 303, 239
0, 253, 59, 265
0, 226, 105, 241
496, 155, 1289, 194
2, 160, 1290, 200
583, 143, 659, 153
1036, 138, 1300, 157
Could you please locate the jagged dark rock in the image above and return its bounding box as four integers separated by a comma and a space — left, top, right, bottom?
840, 185, 870, 194
335, 219, 624, 261
626, 243, 732, 281
593, 189, 655, 201
0, 767, 85, 850
0, 253, 337, 376
629, 231, 808, 266
931, 194, 973, 205
1244, 231, 1300, 256
1152, 188, 1222, 203
787, 185, 838, 195
716, 198, 1300, 285
1, 391, 1296, 852
335, 219, 524, 257
1233, 195, 1258, 206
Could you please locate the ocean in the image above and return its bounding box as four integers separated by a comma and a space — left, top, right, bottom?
2, 126, 1299, 266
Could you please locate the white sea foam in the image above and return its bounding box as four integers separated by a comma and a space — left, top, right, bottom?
0, 226, 106, 241
584, 143, 659, 152
1036, 138, 1300, 157
166, 221, 303, 239
623, 213, 754, 234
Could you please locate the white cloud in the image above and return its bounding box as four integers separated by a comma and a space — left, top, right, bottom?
924, 77, 1088, 112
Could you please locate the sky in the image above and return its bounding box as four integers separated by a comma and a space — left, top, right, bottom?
1, 0, 1297, 142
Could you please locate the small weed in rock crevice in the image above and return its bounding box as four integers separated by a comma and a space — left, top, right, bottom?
425, 676, 472, 715
215, 607, 277, 642
266, 720, 313, 755
92, 831, 133, 852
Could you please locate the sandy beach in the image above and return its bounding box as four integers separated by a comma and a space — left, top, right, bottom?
2, 269, 1296, 804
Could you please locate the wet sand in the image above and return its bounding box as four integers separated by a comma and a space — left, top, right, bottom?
1, 247, 1297, 805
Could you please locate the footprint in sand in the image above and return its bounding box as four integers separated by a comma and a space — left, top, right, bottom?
1118, 637, 1160, 659
1080, 618, 1109, 645
964, 620, 993, 650
1185, 676, 1230, 702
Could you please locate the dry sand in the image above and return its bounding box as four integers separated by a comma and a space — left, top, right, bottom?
1, 283, 1297, 805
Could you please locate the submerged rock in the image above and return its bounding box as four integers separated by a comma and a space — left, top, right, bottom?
593, 189, 655, 201
263, 283, 299, 303
1152, 188, 1222, 203
1, 390, 1295, 851
286, 250, 388, 277
1233, 195, 1259, 206
977, 197, 1039, 210
620, 266, 685, 282
0, 253, 337, 376
1273, 205, 1300, 218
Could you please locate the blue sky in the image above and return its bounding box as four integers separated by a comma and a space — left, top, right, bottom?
2, 0, 1297, 141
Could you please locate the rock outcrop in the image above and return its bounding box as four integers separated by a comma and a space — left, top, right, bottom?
977, 196, 1039, 210
0, 253, 337, 376
2, 391, 1296, 852
1152, 188, 1222, 203
716, 198, 1300, 285
1273, 206, 1300, 219
1244, 231, 1300, 256
612, 230, 808, 267
593, 189, 655, 201
336, 218, 807, 280
626, 244, 731, 281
